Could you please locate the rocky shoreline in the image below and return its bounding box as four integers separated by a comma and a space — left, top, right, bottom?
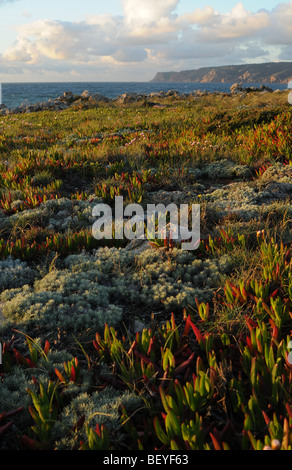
0, 84, 285, 116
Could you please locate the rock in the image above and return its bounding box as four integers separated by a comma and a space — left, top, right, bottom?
116, 93, 146, 104
10, 106, 23, 114
244, 85, 273, 93
150, 91, 166, 98
25, 104, 38, 113
231, 83, 273, 94
260, 84, 273, 92
80, 90, 91, 99
230, 83, 243, 93
73, 91, 110, 104
194, 90, 208, 96
88, 93, 110, 103
166, 90, 181, 97
60, 91, 79, 103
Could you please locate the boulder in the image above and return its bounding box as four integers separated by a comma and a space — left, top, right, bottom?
231, 83, 244, 93
245, 85, 273, 93
116, 93, 146, 104
150, 91, 166, 98
60, 91, 79, 103
166, 90, 178, 96
88, 93, 110, 103
80, 90, 91, 99
230, 83, 273, 94
78, 90, 110, 103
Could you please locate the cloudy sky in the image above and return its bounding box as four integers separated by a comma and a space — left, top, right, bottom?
0, 0, 291, 82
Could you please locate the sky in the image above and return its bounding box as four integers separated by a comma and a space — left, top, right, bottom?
0, 0, 291, 82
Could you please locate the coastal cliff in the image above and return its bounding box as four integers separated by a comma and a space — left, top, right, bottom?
151, 62, 292, 84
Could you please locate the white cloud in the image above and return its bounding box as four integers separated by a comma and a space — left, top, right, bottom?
179, 3, 270, 41
123, 0, 179, 24
179, 6, 216, 26
263, 2, 292, 44
1, 1, 292, 81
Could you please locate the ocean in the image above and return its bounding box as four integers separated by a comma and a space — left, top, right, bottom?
0, 81, 288, 110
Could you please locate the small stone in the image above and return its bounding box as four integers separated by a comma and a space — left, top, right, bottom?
271, 439, 281, 450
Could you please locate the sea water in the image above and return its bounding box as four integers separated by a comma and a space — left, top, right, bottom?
0, 81, 287, 110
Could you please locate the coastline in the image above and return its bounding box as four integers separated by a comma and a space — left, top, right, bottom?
0, 83, 287, 116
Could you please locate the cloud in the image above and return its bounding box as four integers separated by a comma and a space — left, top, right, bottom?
263, 2, 292, 44
123, 0, 179, 24
1, 1, 292, 81
178, 3, 270, 41
3, 18, 120, 63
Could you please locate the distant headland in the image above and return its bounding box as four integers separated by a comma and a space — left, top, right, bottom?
150, 62, 292, 84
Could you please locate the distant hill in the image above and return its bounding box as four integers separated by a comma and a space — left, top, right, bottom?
150, 62, 292, 84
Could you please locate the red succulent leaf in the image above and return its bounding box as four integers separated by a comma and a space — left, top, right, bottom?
262, 411, 271, 426
210, 432, 222, 450
184, 315, 205, 345
173, 352, 196, 377
55, 368, 66, 383
0, 421, 13, 439
44, 340, 50, 355
285, 403, 292, 419
70, 365, 76, 382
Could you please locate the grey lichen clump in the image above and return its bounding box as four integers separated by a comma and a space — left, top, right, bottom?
187, 159, 252, 181
197, 159, 252, 180
202, 162, 292, 221
129, 249, 232, 310
203, 183, 264, 220
0, 197, 100, 232
0, 257, 38, 292
66, 247, 233, 311
259, 162, 292, 184
0, 246, 233, 333
0, 268, 123, 332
